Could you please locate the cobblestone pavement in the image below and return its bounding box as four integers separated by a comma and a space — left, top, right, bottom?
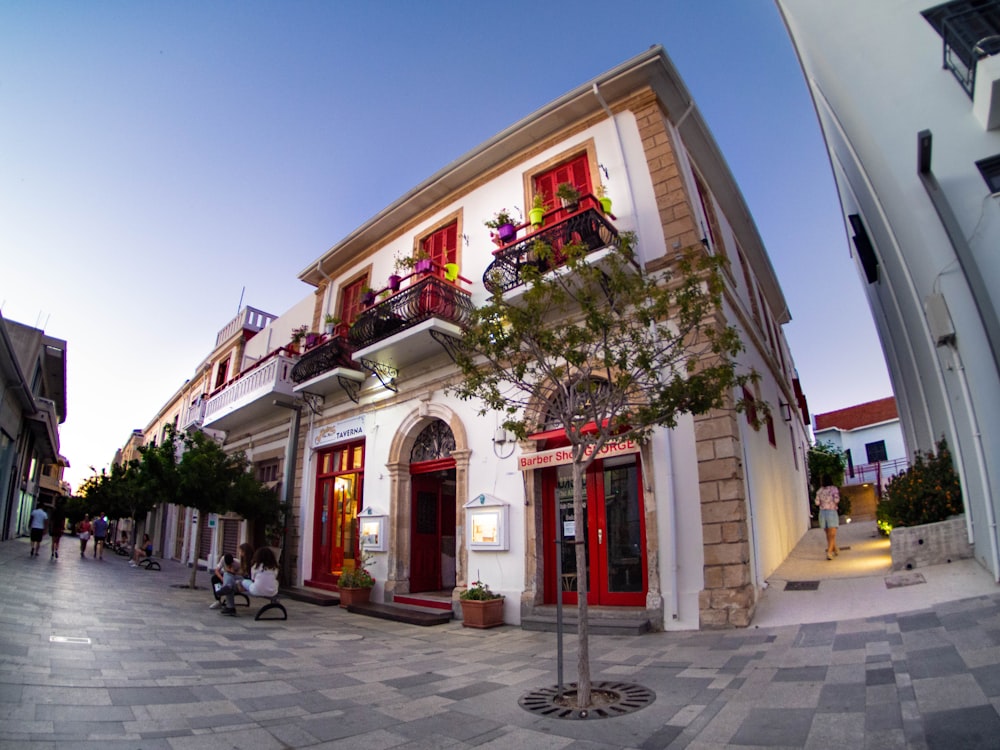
1, 536, 999, 749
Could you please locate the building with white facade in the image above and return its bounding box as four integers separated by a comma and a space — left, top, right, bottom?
813, 397, 908, 520
134, 47, 813, 630
778, 0, 1000, 581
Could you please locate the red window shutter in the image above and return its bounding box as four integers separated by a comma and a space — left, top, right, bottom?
421, 223, 457, 267
534, 154, 592, 205
341, 278, 367, 324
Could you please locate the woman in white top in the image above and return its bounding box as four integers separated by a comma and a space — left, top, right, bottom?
220, 547, 279, 614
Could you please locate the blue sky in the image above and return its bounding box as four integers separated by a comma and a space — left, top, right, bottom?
0, 1, 891, 491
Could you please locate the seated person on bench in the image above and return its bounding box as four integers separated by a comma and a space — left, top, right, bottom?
129, 533, 153, 567
218, 547, 279, 616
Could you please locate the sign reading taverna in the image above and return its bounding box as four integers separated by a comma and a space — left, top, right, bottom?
313, 415, 366, 449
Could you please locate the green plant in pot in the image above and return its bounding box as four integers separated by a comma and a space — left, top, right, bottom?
528, 192, 548, 227
596, 184, 612, 213
556, 181, 581, 211
485, 208, 519, 245
459, 579, 504, 628
337, 554, 375, 608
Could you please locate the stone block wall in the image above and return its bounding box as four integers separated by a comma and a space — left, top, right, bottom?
890, 516, 972, 570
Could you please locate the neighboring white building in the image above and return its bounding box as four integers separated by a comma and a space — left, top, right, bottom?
779, 0, 1000, 581
813, 397, 908, 497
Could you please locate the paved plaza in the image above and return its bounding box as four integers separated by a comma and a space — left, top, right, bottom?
1, 533, 999, 749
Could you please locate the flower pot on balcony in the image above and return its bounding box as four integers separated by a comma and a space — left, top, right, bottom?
599, 196, 612, 213
362, 290, 376, 307
528, 207, 545, 227
388, 274, 402, 291
305, 332, 320, 349
497, 223, 516, 243
414, 258, 433, 274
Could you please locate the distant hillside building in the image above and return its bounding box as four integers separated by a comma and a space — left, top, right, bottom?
779, 0, 1000, 580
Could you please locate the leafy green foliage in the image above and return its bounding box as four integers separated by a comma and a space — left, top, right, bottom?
877, 439, 962, 531
459, 580, 502, 600
449, 233, 760, 706
336, 566, 374, 588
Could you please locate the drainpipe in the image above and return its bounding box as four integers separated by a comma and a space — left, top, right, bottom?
274, 400, 302, 587
316, 261, 334, 323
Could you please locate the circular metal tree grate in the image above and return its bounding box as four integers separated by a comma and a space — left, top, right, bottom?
519, 681, 655, 720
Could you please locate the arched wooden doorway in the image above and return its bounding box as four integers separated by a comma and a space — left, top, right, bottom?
408, 420, 456, 593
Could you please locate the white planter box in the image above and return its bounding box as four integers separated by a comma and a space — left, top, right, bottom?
890, 516, 972, 571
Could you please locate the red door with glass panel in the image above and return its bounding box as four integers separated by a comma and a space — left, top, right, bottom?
410, 466, 457, 593
309, 441, 365, 589
542, 454, 646, 606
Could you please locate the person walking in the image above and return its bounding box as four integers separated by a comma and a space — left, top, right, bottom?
49, 499, 66, 559
92, 513, 109, 559
815, 475, 841, 560
28, 502, 48, 557
77, 515, 92, 558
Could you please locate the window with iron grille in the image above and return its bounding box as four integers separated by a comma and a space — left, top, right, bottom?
975, 153, 1000, 192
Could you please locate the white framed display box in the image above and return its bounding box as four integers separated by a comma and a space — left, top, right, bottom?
358, 506, 386, 552
464, 493, 510, 551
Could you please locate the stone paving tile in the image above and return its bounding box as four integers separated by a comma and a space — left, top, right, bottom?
4, 537, 1000, 748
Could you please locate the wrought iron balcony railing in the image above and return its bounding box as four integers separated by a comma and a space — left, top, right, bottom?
348, 274, 474, 350
941, 7, 1000, 98
290, 335, 357, 384
483, 199, 620, 295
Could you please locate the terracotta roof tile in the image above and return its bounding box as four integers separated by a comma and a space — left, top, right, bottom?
814, 397, 897, 432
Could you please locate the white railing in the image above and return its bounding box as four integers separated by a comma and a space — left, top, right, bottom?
203, 354, 297, 425
215, 306, 276, 348
180, 397, 207, 430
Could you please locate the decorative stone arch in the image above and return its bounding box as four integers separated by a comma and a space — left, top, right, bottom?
383, 403, 471, 603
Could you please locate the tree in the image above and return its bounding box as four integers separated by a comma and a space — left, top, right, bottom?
174, 428, 279, 589
450, 235, 760, 707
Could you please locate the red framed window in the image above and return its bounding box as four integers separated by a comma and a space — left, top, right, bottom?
533, 154, 592, 210
340, 277, 368, 325
420, 222, 458, 268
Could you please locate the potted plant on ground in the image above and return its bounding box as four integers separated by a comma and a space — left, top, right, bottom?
485, 208, 519, 244
557, 182, 581, 211
459, 579, 505, 628
528, 192, 548, 227
337, 559, 375, 608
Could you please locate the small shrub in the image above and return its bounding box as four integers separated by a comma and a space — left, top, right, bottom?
460, 580, 502, 601
877, 438, 962, 531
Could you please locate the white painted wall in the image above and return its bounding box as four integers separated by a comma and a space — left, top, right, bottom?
779, 0, 1000, 580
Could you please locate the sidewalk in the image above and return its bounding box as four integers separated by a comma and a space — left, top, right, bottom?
0, 533, 998, 749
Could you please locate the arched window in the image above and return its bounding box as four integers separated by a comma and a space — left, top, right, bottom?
410, 420, 456, 463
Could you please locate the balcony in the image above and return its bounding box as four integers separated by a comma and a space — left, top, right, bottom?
483, 196, 621, 296
843, 457, 909, 491
26, 397, 60, 460
180, 395, 208, 431
202, 352, 298, 432
291, 334, 366, 403
349, 269, 473, 380
214, 306, 276, 349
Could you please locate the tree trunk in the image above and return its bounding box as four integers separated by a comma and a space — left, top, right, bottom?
573, 456, 591, 707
